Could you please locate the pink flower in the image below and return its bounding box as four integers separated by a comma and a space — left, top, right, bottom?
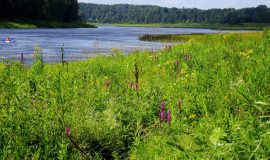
160, 101, 165, 111
160, 110, 165, 121
66, 128, 70, 137
129, 81, 133, 89
176, 60, 179, 66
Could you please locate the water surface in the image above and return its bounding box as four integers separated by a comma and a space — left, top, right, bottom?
0, 26, 245, 63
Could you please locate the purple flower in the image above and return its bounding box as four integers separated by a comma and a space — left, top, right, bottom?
160, 110, 165, 121
153, 124, 157, 129
160, 101, 165, 111
129, 81, 133, 89
66, 128, 70, 137
167, 110, 171, 124
176, 60, 179, 66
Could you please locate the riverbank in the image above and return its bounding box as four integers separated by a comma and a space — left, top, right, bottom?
0, 31, 269, 159
0, 20, 96, 29
94, 23, 270, 30
139, 32, 259, 42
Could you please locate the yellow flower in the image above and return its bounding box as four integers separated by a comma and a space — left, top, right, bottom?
189, 114, 197, 119
240, 49, 253, 58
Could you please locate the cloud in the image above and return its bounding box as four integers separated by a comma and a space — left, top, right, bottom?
78, 0, 270, 9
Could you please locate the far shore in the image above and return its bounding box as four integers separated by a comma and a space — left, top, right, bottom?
0, 20, 96, 29
93, 23, 269, 30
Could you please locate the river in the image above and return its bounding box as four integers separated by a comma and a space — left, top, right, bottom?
0, 26, 246, 63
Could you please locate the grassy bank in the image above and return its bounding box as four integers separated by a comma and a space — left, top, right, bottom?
95, 23, 270, 30
0, 20, 96, 29
139, 32, 259, 42
0, 31, 270, 159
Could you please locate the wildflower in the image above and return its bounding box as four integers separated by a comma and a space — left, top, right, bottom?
153, 124, 157, 129
160, 101, 165, 111
129, 81, 133, 89
167, 110, 171, 124
66, 128, 70, 137
176, 60, 179, 66
189, 114, 196, 119
160, 110, 165, 121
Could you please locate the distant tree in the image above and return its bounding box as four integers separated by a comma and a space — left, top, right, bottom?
78, 3, 270, 25
0, 0, 78, 21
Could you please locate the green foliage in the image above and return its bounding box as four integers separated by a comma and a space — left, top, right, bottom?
0, 20, 96, 29
0, 0, 78, 22
79, 3, 270, 25
0, 32, 270, 159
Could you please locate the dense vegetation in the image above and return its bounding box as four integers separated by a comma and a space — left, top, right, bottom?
96, 23, 270, 30
0, 0, 78, 21
0, 20, 96, 29
79, 3, 270, 25
0, 31, 269, 159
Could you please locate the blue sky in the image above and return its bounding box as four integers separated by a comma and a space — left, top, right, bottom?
78, 0, 270, 9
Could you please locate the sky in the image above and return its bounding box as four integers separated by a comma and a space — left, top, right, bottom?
78, 0, 270, 9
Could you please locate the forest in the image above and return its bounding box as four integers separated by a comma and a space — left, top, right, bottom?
79, 3, 270, 24
0, 0, 78, 21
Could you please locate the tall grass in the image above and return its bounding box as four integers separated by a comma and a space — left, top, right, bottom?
0, 31, 269, 159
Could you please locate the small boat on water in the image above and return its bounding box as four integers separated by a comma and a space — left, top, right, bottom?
5, 39, 11, 43
2, 37, 15, 43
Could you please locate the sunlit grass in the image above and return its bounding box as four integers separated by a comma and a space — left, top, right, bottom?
0, 31, 269, 159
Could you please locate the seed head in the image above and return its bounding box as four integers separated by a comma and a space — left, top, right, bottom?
177, 100, 182, 107
135, 82, 139, 91
20, 53, 24, 62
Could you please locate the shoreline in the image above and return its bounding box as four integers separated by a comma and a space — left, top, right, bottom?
93, 23, 269, 31
0, 20, 97, 29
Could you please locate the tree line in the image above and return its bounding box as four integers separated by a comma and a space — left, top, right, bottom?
0, 0, 78, 21
79, 3, 270, 24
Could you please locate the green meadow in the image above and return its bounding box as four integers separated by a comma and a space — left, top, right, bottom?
0, 31, 270, 159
